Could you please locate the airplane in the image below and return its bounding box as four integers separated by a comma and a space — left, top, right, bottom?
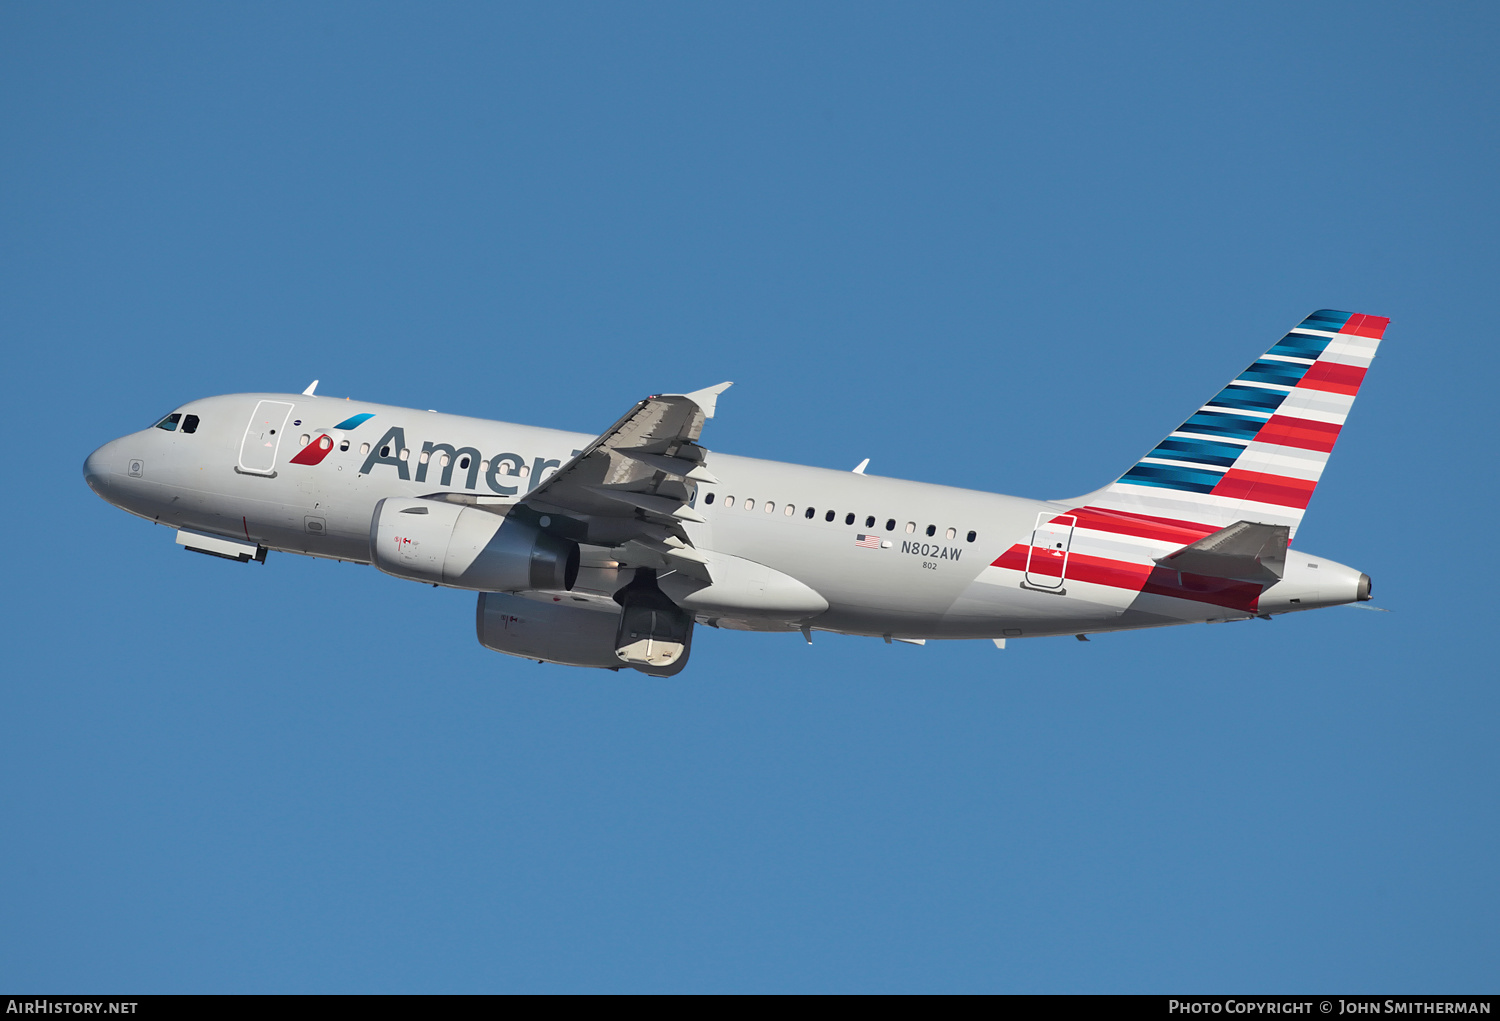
82, 309, 1386, 675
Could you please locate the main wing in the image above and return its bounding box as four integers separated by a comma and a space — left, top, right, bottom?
517, 382, 732, 580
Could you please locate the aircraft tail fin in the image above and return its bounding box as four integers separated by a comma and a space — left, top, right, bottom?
1080, 310, 1388, 540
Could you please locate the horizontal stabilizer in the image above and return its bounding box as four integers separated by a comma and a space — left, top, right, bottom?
1154, 520, 1289, 583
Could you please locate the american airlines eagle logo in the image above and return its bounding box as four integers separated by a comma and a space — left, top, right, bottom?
288, 413, 374, 467
290, 433, 336, 465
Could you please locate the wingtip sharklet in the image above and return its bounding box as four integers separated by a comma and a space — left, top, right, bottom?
678, 382, 733, 419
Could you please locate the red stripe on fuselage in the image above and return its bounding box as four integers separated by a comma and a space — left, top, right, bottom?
992, 546, 1030, 572
1253, 415, 1342, 453
1210, 468, 1317, 509
1298, 360, 1366, 396
1051, 507, 1217, 544
990, 544, 1262, 612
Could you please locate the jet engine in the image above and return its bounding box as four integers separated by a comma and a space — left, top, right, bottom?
371, 497, 578, 592
476, 592, 628, 669
476, 574, 696, 676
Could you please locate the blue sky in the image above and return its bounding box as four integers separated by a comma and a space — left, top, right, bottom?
2, 1, 1496, 993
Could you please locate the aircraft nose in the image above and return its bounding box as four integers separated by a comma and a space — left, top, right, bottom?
83, 440, 118, 496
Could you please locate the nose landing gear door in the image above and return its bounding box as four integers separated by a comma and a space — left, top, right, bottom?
237, 400, 295, 476
1024, 512, 1076, 590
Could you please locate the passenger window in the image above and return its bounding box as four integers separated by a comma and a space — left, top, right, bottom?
905, 522, 915, 534
966, 530, 977, 542
765, 502, 775, 513
361, 443, 371, 455
339, 440, 349, 452
785, 505, 795, 516
181, 414, 199, 434
804, 507, 815, 519
744, 498, 755, 511
380, 445, 390, 457
945, 527, 956, 540
705, 492, 715, 505
299, 434, 311, 447
419, 450, 430, 464
155, 413, 181, 432
724, 496, 734, 508
825, 510, 835, 522
926, 524, 936, 536
865, 516, 875, 528
885, 519, 896, 531
459, 456, 470, 470
844, 513, 854, 525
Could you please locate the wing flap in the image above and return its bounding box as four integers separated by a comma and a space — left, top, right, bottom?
583, 485, 708, 523
616, 449, 720, 483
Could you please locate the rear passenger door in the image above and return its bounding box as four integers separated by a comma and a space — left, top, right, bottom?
1024, 512, 1076, 590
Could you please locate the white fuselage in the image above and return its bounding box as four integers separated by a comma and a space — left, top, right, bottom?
84, 391, 1368, 644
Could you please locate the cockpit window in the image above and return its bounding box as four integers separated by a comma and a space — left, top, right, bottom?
155, 413, 181, 432
181, 414, 200, 434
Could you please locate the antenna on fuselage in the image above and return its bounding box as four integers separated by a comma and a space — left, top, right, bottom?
302, 380, 319, 396
852, 458, 869, 474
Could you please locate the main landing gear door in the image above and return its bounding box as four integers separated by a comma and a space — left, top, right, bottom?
1024, 512, 1076, 590
237, 400, 295, 476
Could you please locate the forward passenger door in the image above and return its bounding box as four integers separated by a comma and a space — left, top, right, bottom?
237, 400, 295, 476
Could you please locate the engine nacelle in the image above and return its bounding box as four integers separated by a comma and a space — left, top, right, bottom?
476, 592, 627, 670
476, 584, 696, 676
371, 498, 578, 592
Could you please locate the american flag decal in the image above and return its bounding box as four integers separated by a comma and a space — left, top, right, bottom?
854, 534, 881, 549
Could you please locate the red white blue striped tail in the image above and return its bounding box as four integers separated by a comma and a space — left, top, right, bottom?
1082, 309, 1388, 541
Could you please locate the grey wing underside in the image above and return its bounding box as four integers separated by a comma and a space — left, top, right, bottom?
518, 382, 732, 580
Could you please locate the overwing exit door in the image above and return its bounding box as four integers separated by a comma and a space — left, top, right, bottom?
237, 400, 295, 476
1024, 512, 1076, 589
